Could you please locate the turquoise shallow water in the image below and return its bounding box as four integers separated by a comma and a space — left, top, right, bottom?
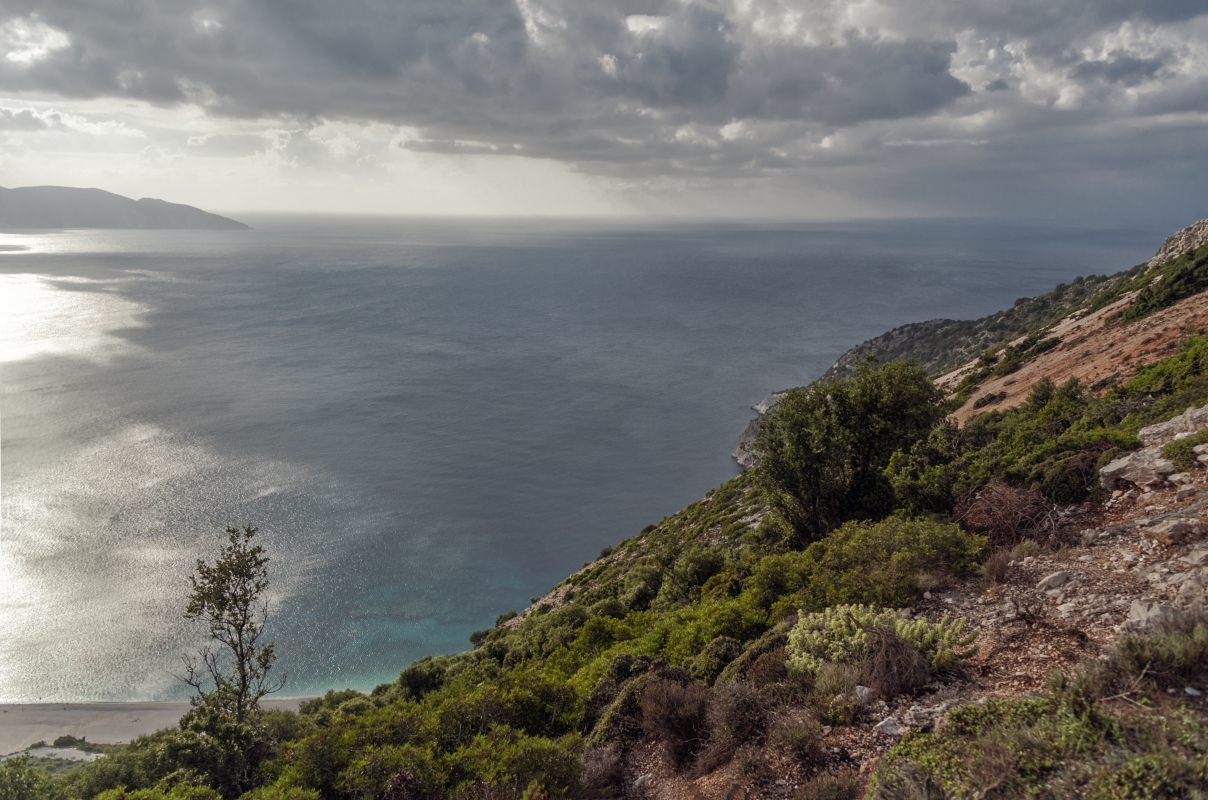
0, 216, 1164, 701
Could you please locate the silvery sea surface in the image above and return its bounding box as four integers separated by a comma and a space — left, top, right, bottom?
0, 216, 1165, 702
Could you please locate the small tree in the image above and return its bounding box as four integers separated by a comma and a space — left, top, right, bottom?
755, 359, 944, 544
183, 526, 284, 723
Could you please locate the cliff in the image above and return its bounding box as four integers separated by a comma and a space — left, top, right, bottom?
0, 185, 250, 230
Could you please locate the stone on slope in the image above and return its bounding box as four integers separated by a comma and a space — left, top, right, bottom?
1144, 517, 1201, 544
1124, 599, 1186, 631
1100, 447, 1177, 490
874, 717, 904, 735
1036, 571, 1071, 591
1138, 403, 1208, 447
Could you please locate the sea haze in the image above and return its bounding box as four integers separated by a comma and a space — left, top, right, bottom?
0, 216, 1164, 701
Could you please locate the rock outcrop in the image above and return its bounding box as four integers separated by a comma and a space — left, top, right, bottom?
1149, 218, 1208, 268
1100, 448, 1178, 490
1138, 402, 1208, 446
732, 392, 785, 469
1100, 402, 1208, 491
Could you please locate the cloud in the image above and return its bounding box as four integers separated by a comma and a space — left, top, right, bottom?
0, 15, 69, 66
0, 0, 1202, 220
1072, 53, 1165, 86
0, 105, 145, 137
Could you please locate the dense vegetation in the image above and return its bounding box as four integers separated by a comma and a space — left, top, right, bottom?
15, 251, 1208, 800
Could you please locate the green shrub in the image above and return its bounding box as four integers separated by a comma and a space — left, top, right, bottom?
0, 757, 54, 800
755, 359, 945, 544
335, 744, 441, 800
298, 689, 364, 717
446, 726, 582, 799
1115, 610, 1208, 688
1120, 243, 1208, 323
688, 636, 742, 683
746, 517, 985, 618
1162, 428, 1208, 472
93, 787, 223, 800
786, 605, 977, 678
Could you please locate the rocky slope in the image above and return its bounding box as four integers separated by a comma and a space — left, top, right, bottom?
561, 402, 1208, 798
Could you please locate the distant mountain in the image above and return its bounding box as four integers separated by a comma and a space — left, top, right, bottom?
0, 185, 250, 230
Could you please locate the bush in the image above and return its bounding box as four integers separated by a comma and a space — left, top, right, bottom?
957, 484, 1063, 549
981, 549, 1011, 587
1115, 609, 1208, 689
1162, 428, 1208, 472
746, 648, 790, 688
688, 636, 742, 683
583, 657, 690, 750
786, 605, 977, 680
446, 726, 582, 800
794, 771, 864, 800
1121, 244, 1208, 323
755, 359, 945, 544
0, 757, 54, 800
769, 711, 824, 767
692, 681, 769, 775
579, 745, 626, 799
299, 689, 365, 717
747, 517, 985, 618
861, 626, 932, 699
639, 679, 712, 771
335, 744, 441, 800
94, 787, 223, 800
653, 548, 724, 609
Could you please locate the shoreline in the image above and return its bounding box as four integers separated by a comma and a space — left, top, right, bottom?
0, 697, 315, 757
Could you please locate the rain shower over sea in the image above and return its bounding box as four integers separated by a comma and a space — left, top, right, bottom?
0, 216, 1163, 702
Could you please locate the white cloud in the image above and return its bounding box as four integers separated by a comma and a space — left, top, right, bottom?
0, 16, 69, 66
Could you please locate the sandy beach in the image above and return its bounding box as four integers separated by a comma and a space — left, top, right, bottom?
0, 697, 312, 756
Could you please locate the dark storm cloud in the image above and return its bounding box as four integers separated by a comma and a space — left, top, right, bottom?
0, 0, 1204, 183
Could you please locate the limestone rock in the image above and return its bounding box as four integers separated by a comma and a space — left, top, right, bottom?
854, 685, 874, 704
1145, 517, 1200, 544
904, 702, 952, 732
1148, 218, 1208, 268
1124, 599, 1185, 631
1138, 404, 1208, 446
874, 717, 904, 735
1036, 571, 1071, 591
733, 392, 787, 469
1100, 447, 1177, 490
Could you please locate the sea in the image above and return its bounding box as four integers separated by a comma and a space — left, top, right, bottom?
0, 216, 1166, 702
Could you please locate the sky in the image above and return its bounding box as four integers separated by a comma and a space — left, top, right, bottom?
0, 0, 1205, 220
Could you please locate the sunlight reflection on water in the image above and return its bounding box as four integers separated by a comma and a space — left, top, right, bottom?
0, 273, 144, 363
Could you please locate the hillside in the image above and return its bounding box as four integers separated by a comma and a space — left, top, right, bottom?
0, 186, 250, 230
18, 217, 1208, 800
734, 219, 1208, 468
824, 219, 1208, 382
